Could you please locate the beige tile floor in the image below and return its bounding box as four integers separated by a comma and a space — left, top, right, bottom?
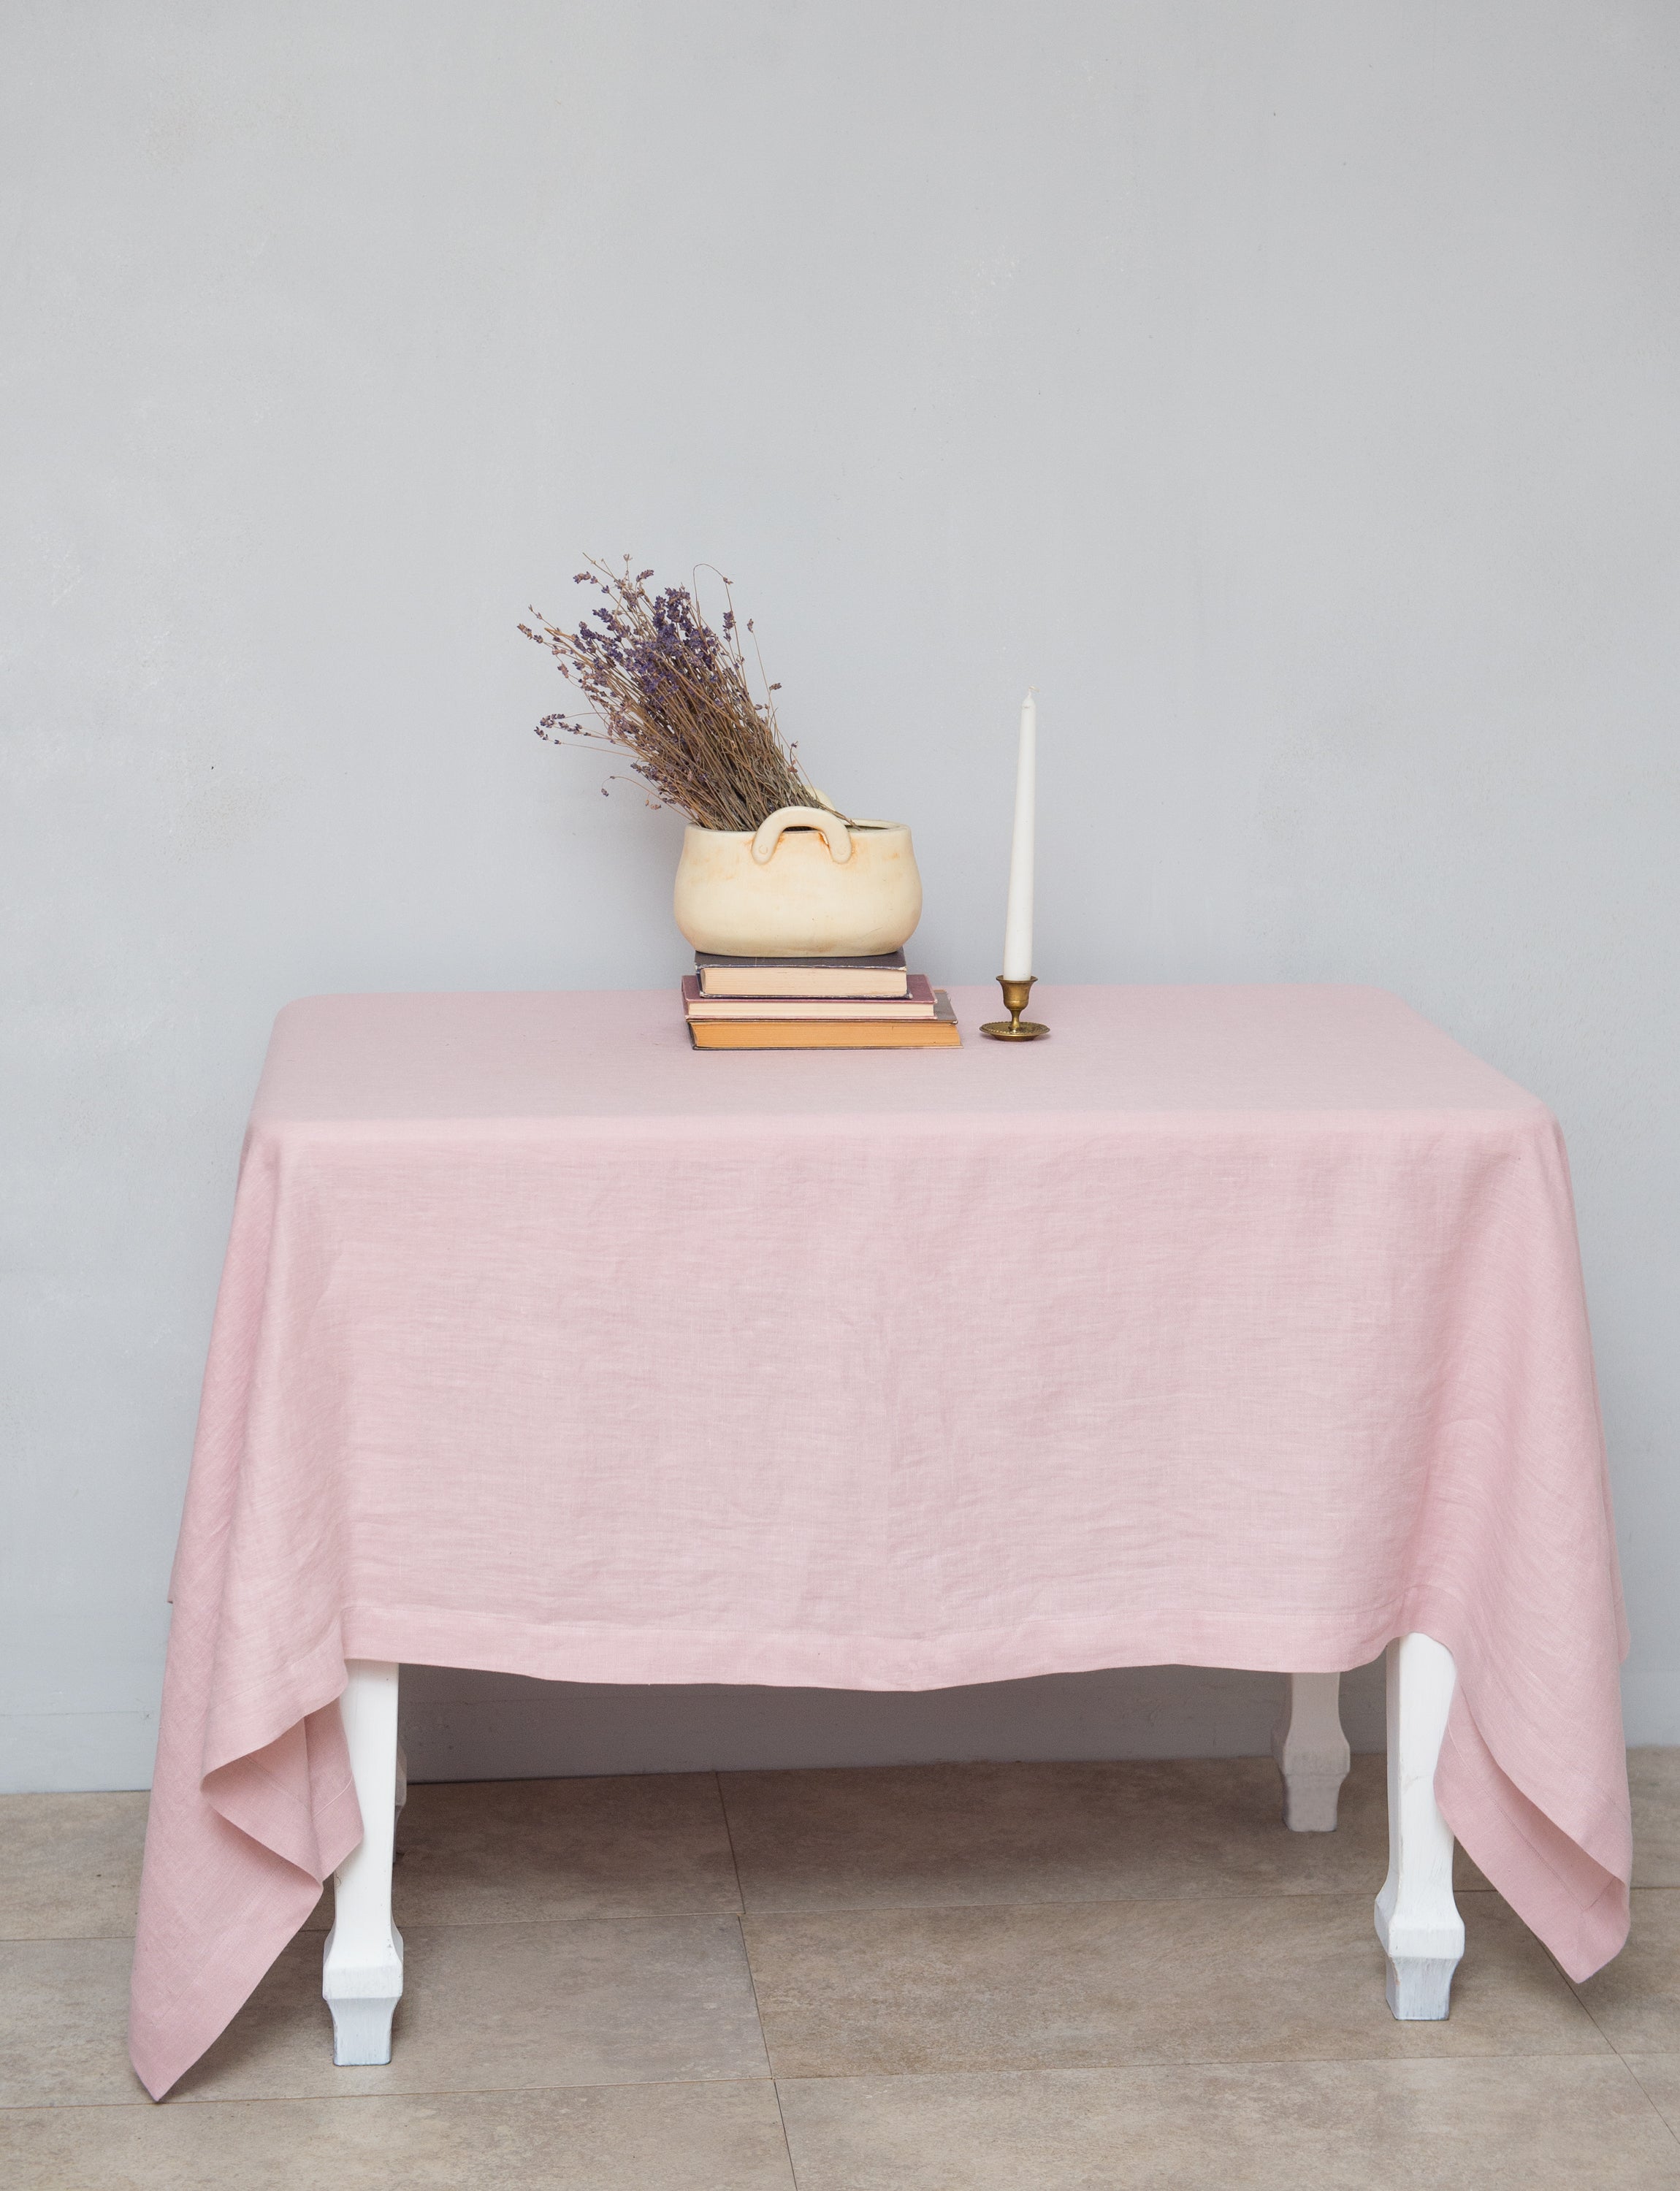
4, 1749, 1679, 2187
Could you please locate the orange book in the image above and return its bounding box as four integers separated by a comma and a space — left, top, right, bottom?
687, 992, 961, 1049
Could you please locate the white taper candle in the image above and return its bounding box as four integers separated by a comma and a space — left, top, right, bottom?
1001, 689, 1036, 981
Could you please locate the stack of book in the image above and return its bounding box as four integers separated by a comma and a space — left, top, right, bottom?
683, 951, 961, 1049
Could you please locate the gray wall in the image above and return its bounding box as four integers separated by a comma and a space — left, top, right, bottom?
3, 2, 1676, 1792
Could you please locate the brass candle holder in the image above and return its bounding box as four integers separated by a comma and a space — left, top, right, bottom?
981, 974, 1049, 1041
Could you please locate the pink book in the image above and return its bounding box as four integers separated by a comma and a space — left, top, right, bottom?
681, 973, 939, 1022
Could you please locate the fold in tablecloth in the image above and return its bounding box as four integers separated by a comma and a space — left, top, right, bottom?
131, 985, 1630, 2097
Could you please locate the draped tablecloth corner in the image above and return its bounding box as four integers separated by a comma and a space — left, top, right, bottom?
130, 984, 1632, 2096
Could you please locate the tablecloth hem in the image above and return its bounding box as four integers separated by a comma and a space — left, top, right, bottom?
336, 1602, 1418, 1693
1396, 1578, 1631, 1889
1437, 1703, 1630, 1981
130, 1690, 364, 2101
129, 1854, 342, 2102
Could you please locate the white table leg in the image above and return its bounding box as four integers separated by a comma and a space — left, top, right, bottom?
1272, 1672, 1351, 1831
322, 1660, 405, 2066
1374, 1632, 1465, 2019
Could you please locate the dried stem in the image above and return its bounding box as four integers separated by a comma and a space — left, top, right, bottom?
519, 557, 834, 831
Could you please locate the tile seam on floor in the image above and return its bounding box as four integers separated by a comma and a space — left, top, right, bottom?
713, 1770, 796, 2183
0, 2071, 785, 2114
739, 1884, 1503, 1924
710, 1764, 747, 1917
1619, 2057, 1680, 2153
732, 1920, 801, 2189
1564, 1884, 1680, 2072
0, 1931, 139, 1943
748, 1890, 1505, 1918
760, 2041, 1641, 2084
0, 1884, 1509, 1940
0, 1909, 764, 1951
318, 1903, 752, 1932
1, 2047, 1640, 2119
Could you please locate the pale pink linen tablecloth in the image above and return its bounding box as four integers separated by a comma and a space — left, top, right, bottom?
130, 984, 1630, 2097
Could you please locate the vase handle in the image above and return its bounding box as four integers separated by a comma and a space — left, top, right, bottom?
751, 806, 853, 866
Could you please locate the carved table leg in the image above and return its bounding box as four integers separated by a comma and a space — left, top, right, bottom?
322, 1659, 405, 2065
1374, 1632, 1464, 2019
1272, 1672, 1351, 1831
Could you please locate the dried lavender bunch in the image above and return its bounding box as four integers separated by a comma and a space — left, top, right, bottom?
519, 558, 829, 832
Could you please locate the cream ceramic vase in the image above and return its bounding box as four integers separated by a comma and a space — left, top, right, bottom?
673, 806, 922, 958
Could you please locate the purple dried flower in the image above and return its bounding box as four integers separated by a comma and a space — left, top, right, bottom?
516, 554, 829, 832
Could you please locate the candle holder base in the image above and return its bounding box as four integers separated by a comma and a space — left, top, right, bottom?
981, 975, 1049, 1041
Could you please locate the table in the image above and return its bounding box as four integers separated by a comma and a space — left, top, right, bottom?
129, 984, 1632, 2100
